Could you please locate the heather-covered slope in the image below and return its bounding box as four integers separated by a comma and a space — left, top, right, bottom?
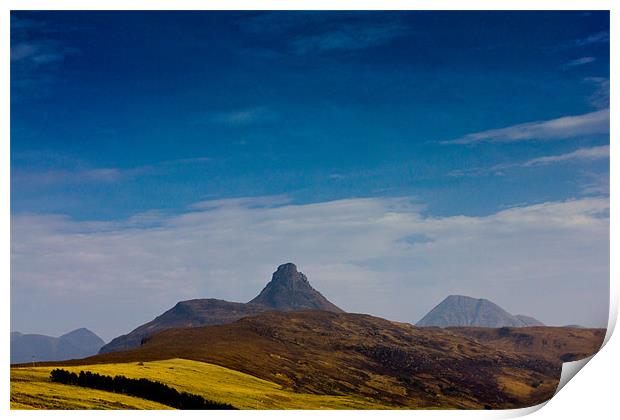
448, 326, 605, 363
72, 311, 571, 409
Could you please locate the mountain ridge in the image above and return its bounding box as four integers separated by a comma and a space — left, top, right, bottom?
99, 263, 342, 354
11, 328, 105, 364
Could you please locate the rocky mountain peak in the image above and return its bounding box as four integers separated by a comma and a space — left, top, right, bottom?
249, 263, 343, 312
270, 263, 310, 288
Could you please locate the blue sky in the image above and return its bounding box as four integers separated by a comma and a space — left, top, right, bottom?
11, 11, 610, 339
11, 11, 609, 218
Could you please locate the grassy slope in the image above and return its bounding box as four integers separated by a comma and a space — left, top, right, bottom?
11, 368, 171, 409
11, 358, 390, 410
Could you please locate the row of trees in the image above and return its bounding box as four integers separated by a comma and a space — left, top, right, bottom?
49, 368, 236, 410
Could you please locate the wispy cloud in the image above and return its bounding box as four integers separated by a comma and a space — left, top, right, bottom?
11, 195, 609, 339
12, 154, 213, 187
11, 14, 78, 100
198, 107, 279, 126
572, 31, 609, 47
240, 12, 409, 55
163, 156, 212, 165
580, 172, 610, 196
562, 56, 596, 69
12, 167, 138, 186
442, 109, 609, 145
520, 145, 609, 167
290, 21, 408, 54
11, 40, 75, 64
584, 77, 610, 109
328, 173, 346, 180
190, 195, 292, 210
555, 31, 609, 50
449, 145, 609, 178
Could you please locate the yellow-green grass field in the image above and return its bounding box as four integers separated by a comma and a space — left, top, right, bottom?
11, 358, 391, 409
11, 368, 171, 409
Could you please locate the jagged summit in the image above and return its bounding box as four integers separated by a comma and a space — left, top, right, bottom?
416, 295, 544, 328
269, 263, 310, 288
274, 263, 308, 282
249, 263, 343, 312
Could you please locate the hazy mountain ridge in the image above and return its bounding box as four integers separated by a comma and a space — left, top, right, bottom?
416, 295, 544, 328
11, 328, 105, 364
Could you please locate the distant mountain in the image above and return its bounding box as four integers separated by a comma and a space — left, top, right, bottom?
416, 295, 544, 328
11, 328, 104, 364
99, 263, 342, 354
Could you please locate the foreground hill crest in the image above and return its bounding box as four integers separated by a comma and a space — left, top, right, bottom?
68, 310, 603, 409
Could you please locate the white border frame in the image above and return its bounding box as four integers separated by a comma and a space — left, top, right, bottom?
2, 1, 616, 419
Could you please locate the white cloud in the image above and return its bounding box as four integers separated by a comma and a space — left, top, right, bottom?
554, 31, 609, 51
11, 196, 609, 340
442, 109, 609, 144
584, 77, 610, 109
290, 22, 408, 54
521, 145, 609, 166
200, 107, 279, 126
581, 172, 610, 196
240, 12, 409, 55
563, 56, 596, 68
12, 156, 213, 187
448, 145, 609, 178
11, 167, 126, 185
571, 31, 609, 47
11, 15, 79, 102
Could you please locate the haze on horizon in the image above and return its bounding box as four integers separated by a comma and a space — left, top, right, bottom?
10, 11, 609, 342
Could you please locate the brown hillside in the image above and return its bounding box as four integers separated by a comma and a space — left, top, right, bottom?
448, 326, 605, 363
42, 310, 595, 409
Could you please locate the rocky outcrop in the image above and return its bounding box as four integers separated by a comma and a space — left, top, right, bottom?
249, 263, 343, 312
